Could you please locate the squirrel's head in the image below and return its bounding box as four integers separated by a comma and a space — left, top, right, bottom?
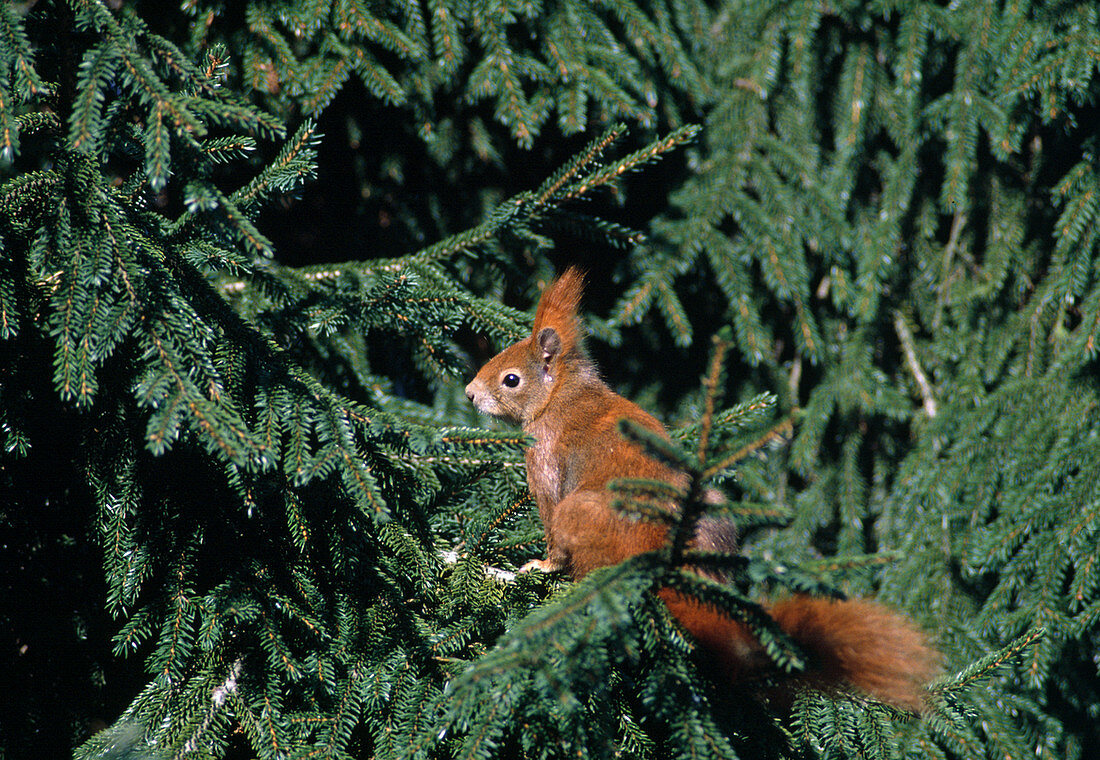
465, 268, 588, 426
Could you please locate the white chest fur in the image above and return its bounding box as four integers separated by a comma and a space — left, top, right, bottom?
524, 421, 562, 505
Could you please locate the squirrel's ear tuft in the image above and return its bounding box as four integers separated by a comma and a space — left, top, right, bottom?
532, 267, 585, 356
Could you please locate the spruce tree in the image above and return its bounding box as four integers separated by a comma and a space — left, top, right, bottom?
1, 1, 1098, 760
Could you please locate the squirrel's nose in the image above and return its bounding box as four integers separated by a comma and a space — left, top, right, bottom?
464, 382, 475, 401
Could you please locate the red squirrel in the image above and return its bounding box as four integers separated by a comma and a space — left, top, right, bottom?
465, 267, 938, 711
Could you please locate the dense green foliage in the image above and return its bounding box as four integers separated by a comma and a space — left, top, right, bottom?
1, 1, 1098, 759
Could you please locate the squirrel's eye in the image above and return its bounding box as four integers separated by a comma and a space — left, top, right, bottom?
502, 373, 521, 388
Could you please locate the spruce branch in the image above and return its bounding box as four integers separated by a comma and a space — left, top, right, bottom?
143, 29, 211, 93
702, 416, 794, 480
67, 41, 120, 154
444, 552, 666, 686
696, 330, 732, 464
145, 102, 171, 191
931, 627, 1047, 696
534, 121, 627, 205
0, 3, 47, 96
369, 195, 527, 272
16, 110, 62, 136
608, 261, 668, 328
177, 658, 243, 760
609, 477, 687, 504
229, 118, 319, 212
275, 125, 691, 284
0, 77, 19, 162
537, 208, 646, 249
609, 492, 681, 527
556, 123, 702, 202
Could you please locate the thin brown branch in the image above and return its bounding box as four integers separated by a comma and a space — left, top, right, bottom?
893, 310, 937, 417
702, 416, 794, 480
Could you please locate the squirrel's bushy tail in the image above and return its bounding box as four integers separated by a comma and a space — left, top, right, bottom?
661, 592, 939, 712
767, 596, 939, 711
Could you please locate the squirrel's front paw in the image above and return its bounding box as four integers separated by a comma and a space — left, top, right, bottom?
519, 558, 564, 574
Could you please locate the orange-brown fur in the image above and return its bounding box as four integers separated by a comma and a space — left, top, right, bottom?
465, 268, 938, 711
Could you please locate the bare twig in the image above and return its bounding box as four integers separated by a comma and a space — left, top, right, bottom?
893, 310, 937, 417
934, 210, 967, 328
439, 549, 517, 583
